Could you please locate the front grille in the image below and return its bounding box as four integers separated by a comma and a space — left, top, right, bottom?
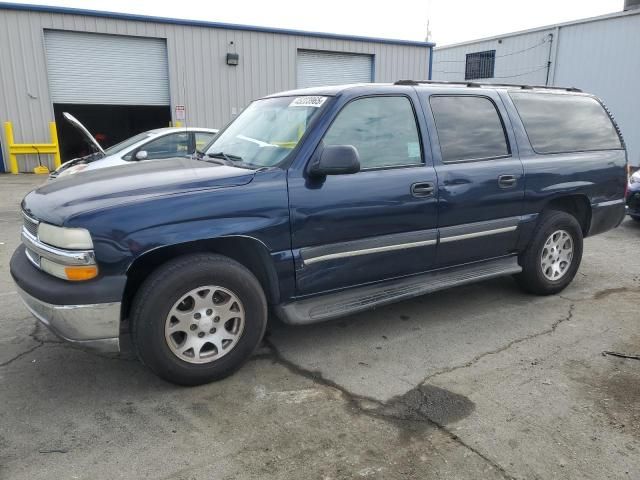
628, 192, 640, 211
22, 211, 39, 237
25, 247, 41, 268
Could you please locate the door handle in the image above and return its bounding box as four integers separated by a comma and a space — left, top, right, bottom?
411, 182, 435, 197
498, 175, 517, 189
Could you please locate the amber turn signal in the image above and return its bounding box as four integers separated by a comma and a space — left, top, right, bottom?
64, 265, 98, 281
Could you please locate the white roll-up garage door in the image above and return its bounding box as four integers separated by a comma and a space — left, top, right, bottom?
44, 30, 170, 105
297, 50, 373, 88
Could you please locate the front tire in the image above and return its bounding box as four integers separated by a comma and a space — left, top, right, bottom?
131, 254, 267, 386
515, 210, 583, 295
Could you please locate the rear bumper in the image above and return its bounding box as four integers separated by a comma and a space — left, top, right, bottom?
10, 245, 124, 353
588, 199, 626, 236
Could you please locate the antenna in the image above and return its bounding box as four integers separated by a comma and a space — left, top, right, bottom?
425, 0, 433, 42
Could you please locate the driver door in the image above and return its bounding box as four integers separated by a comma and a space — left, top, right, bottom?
287, 94, 439, 296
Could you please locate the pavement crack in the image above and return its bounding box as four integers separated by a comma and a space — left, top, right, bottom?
434, 423, 517, 480
421, 302, 575, 383
0, 342, 44, 367
262, 337, 385, 410
262, 338, 516, 479
602, 350, 640, 361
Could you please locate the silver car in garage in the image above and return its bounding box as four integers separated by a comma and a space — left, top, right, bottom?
50, 112, 218, 178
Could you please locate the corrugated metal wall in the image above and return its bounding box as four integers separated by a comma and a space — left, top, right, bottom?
553, 14, 640, 166
432, 29, 555, 85
432, 11, 640, 165
0, 8, 431, 171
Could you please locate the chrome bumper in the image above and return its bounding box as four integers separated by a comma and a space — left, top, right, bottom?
16, 286, 121, 353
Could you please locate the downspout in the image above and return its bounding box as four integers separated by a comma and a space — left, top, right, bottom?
428, 45, 434, 80
545, 32, 554, 86
550, 26, 561, 86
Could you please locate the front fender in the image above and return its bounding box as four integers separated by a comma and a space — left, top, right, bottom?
69, 170, 292, 278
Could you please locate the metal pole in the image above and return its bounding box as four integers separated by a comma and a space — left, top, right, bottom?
545, 33, 554, 86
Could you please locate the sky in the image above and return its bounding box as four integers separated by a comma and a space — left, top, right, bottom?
15, 0, 624, 46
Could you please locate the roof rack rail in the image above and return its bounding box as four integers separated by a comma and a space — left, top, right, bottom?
394, 79, 582, 93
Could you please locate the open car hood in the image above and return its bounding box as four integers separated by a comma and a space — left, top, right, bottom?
62, 112, 105, 156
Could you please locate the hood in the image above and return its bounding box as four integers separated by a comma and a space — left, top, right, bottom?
22, 157, 256, 225
63, 112, 105, 155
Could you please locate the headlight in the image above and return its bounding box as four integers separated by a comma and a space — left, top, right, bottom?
57, 163, 88, 177
38, 223, 94, 249
630, 173, 640, 184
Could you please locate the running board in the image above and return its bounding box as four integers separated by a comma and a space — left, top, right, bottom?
276, 256, 521, 325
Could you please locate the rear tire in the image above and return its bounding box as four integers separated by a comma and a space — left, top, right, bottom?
131, 253, 267, 386
515, 210, 583, 295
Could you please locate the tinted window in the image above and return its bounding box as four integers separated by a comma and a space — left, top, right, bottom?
510, 93, 622, 154
430, 96, 509, 162
323, 96, 422, 169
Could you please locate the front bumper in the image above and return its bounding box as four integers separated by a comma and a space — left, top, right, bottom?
11, 246, 125, 353
16, 286, 121, 353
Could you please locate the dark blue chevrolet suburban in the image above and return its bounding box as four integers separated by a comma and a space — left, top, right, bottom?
11, 81, 628, 385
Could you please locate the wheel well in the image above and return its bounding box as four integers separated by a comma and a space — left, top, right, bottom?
544, 195, 591, 236
121, 237, 280, 323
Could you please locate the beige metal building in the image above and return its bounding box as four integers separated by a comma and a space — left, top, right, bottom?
0, 2, 433, 171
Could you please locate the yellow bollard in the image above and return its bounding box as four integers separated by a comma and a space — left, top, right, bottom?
49, 122, 61, 169
3, 122, 19, 174
3, 121, 62, 174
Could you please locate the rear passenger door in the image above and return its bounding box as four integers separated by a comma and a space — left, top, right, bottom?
422, 92, 525, 267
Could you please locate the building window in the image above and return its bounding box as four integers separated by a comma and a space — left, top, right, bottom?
465, 50, 496, 80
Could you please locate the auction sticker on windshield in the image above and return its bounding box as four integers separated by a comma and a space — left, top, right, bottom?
289, 96, 327, 108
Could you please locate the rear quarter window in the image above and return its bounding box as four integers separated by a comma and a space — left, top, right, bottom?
510, 92, 622, 154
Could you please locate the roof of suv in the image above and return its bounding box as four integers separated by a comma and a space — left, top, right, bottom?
266, 81, 584, 99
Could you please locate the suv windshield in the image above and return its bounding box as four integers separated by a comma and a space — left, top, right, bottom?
204, 96, 329, 167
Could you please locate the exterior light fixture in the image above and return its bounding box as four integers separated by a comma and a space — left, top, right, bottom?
226, 53, 239, 66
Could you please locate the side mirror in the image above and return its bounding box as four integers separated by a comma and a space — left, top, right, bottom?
309, 145, 360, 177
135, 150, 148, 161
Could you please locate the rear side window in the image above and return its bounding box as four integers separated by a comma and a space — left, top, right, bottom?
430, 96, 510, 163
510, 93, 622, 154
322, 96, 423, 169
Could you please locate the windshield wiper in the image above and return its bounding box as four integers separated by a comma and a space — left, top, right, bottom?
200, 151, 258, 169
208, 151, 244, 163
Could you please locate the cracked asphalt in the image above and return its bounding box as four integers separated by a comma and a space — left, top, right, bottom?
1, 175, 639, 480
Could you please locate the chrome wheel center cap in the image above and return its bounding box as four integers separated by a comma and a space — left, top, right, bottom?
199, 315, 214, 331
